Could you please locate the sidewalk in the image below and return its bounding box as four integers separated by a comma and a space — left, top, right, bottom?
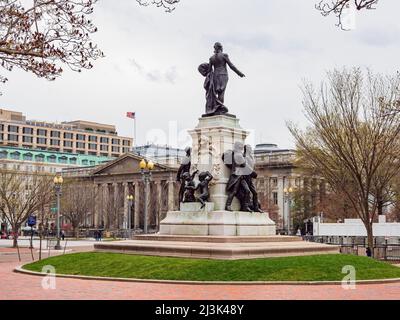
1, 244, 400, 300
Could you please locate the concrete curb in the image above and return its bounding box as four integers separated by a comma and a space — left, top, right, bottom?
14, 266, 400, 286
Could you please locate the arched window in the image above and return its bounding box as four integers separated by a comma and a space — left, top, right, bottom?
35, 154, 45, 162
47, 155, 57, 163
10, 152, 20, 160
59, 156, 68, 164
23, 153, 33, 161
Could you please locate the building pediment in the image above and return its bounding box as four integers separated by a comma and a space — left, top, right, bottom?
92, 153, 171, 175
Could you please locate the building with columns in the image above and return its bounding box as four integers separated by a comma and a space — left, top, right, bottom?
61, 144, 323, 234
254, 144, 302, 232
62, 153, 179, 232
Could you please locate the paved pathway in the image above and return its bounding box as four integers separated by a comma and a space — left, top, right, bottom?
0, 238, 98, 249
1, 245, 400, 300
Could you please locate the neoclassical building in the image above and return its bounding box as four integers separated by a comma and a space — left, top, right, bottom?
61, 144, 323, 234
62, 153, 179, 232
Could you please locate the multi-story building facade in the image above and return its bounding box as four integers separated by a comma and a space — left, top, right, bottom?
255, 144, 325, 233
254, 144, 301, 232
0, 145, 113, 235
0, 146, 112, 174
0, 109, 133, 158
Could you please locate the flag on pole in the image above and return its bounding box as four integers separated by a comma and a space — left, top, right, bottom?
126, 112, 136, 119
126, 111, 137, 148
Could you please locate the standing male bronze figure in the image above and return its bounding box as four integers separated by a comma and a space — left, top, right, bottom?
177, 147, 192, 207
198, 42, 245, 116
223, 142, 252, 212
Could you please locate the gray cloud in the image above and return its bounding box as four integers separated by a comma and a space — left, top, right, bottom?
130, 58, 178, 83
206, 32, 311, 54
355, 25, 400, 47
2, 0, 400, 149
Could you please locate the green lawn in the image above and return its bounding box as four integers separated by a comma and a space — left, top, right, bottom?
23, 252, 400, 282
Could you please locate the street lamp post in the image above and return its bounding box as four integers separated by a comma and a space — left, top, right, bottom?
139, 159, 154, 234
53, 175, 64, 250
126, 195, 134, 238
283, 187, 294, 235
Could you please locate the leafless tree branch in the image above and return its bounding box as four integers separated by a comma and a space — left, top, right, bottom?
316, 0, 378, 30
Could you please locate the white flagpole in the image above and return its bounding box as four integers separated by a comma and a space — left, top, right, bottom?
133, 113, 137, 149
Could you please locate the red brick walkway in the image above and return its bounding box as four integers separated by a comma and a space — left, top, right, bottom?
1, 249, 400, 300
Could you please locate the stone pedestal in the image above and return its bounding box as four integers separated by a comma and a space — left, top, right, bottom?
188, 115, 248, 211
159, 114, 276, 237
160, 210, 276, 236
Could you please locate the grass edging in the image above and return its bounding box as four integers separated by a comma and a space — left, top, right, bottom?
15, 265, 400, 286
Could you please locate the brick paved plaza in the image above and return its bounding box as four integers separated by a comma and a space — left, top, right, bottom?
1, 243, 400, 300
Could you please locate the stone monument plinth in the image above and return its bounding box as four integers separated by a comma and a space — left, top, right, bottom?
159, 114, 276, 236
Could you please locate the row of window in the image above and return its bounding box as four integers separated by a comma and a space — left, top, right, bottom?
269, 177, 302, 188
1, 163, 60, 173
0, 151, 99, 166
5, 135, 128, 152
0, 125, 130, 145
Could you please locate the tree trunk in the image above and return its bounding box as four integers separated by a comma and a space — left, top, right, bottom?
366, 222, 374, 258
39, 232, 42, 261
377, 191, 384, 216
74, 226, 79, 239
12, 225, 19, 248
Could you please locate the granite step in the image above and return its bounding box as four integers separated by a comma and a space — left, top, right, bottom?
132, 235, 301, 243
94, 240, 339, 260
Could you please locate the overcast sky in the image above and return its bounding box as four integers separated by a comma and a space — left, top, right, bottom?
1, 0, 399, 149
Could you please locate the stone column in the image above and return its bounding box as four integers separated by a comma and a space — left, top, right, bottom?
167, 178, 175, 211
134, 181, 140, 229
94, 184, 101, 228
278, 176, 286, 229
155, 181, 162, 231
102, 184, 109, 229
123, 182, 129, 230
188, 115, 249, 211
111, 183, 118, 229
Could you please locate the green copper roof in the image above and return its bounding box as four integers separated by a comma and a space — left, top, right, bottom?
0, 146, 114, 167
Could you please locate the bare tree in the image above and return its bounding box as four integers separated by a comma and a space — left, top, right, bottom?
316, 189, 359, 221
36, 175, 54, 260
61, 179, 96, 238
266, 203, 282, 229
0, 0, 103, 84
291, 180, 319, 231
103, 186, 124, 231
316, 0, 378, 29
288, 68, 400, 254
136, 0, 180, 13
0, 169, 53, 247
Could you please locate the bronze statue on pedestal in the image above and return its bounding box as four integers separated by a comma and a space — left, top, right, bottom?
198, 42, 245, 116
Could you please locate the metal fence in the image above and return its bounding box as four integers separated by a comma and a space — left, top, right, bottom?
303, 235, 400, 261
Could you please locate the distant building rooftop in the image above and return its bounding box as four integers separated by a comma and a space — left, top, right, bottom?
132, 144, 186, 167
254, 143, 294, 154
254, 143, 296, 168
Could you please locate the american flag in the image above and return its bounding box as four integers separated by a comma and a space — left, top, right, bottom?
126, 112, 136, 119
